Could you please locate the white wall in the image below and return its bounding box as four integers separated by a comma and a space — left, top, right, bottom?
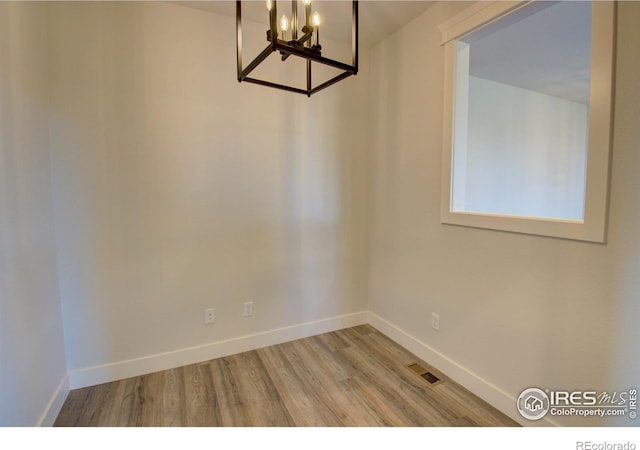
0, 3, 68, 426
368, 1, 639, 426
47, 2, 370, 386
607, 3, 640, 426
3, 0, 637, 428
462, 76, 587, 220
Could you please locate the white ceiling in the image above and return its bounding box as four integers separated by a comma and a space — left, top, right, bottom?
466, 1, 592, 104
176, 0, 436, 47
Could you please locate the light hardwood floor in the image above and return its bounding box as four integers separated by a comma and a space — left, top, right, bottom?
54, 325, 519, 427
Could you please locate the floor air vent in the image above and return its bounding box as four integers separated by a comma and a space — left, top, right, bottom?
407, 363, 442, 386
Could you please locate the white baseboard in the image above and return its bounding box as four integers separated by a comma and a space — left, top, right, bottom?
367, 311, 560, 427
37, 373, 69, 427
68, 311, 368, 390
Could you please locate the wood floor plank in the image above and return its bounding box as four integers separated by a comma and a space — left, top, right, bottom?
160, 367, 186, 426
285, 338, 377, 426
230, 350, 294, 426
107, 376, 142, 427
257, 344, 343, 426
137, 370, 170, 426
54, 386, 91, 426
54, 326, 519, 427
276, 340, 348, 425
453, 416, 479, 427
304, 335, 353, 382
341, 375, 411, 426
128, 376, 146, 426
77, 382, 119, 426
433, 381, 517, 427
208, 356, 251, 426
315, 329, 351, 352
183, 363, 221, 426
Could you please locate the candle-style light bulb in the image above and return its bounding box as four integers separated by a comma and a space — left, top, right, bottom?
280, 14, 289, 40
312, 11, 320, 46
303, 0, 312, 34
266, 0, 272, 11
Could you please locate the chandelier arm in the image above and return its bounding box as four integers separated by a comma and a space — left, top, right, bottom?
239, 45, 274, 81
353, 0, 359, 69
244, 77, 309, 96
275, 42, 355, 73
236, 1, 242, 80
296, 31, 313, 46
279, 31, 313, 62
310, 71, 354, 96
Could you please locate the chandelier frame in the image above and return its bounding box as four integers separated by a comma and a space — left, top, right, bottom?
236, 0, 359, 97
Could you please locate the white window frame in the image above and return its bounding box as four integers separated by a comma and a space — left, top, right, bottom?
439, 1, 616, 243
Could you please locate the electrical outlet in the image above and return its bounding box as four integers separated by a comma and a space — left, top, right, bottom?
431, 313, 440, 331
204, 308, 215, 325
243, 301, 253, 317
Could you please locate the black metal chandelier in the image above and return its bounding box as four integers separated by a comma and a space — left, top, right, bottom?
236, 0, 358, 97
